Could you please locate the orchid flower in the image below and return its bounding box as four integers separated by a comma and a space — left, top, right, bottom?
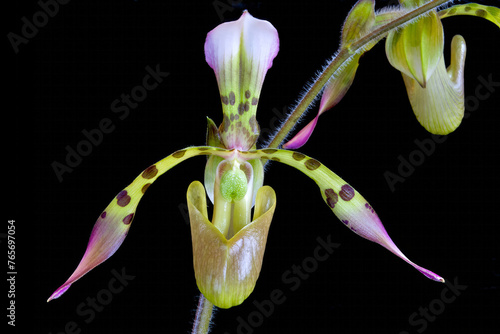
44, 1, 498, 332
283, 0, 500, 149
48, 10, 445, 319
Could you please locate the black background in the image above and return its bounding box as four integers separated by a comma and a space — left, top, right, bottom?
6, 0, 500, 333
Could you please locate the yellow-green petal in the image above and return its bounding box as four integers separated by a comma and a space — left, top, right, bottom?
48, 146, 234, 302
240, 149, 444, 283
438, 3, 500, 29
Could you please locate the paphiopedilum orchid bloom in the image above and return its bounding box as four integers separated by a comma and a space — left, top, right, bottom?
283, 0, 500, 149
48, 11, 445, 313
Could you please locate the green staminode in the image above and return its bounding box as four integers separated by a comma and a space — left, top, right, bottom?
220, 168, 248, 202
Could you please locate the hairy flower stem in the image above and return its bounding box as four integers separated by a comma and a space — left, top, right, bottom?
267, 0, 450, 149
192, 293, 215, 334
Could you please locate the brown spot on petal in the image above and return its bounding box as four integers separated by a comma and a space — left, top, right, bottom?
271, 157, 280, 162
142, 165, 158, 179
117, 190, 131, 207
123, 213, 134, 225
245, 90, 251, 99
464, 6, 471, 12
292, 152, 305, 161
100, 211, 107, 219
339, 185, 355, 201
252, 97, 259, 105
262, 149, 277, 154
305, 158, 321, 170
364, 202, 375, 214
244, 101, 249, 112
476, 9, 487, 17
141, 183, 151, 194
229, 91, 236, 105
222, 114, 230, 132
325, 189, 338, 209
173, 149, 186, 158
221, 95, 229, 105
238, 103, 245, 115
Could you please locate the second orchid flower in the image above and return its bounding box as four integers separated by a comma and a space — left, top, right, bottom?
284, 0, 500, 149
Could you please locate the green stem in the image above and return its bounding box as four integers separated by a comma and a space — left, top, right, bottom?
192, 293, 215, 334
266, 0, 450, 149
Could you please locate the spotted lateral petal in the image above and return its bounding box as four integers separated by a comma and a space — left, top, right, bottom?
241, 149, 444, 283
48, 146, 235, 302
438, 3, 500, 28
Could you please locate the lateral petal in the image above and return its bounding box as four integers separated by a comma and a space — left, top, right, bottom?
48, 147, 234, 302
438, 3, 500, 28
242, 149, 445, 283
